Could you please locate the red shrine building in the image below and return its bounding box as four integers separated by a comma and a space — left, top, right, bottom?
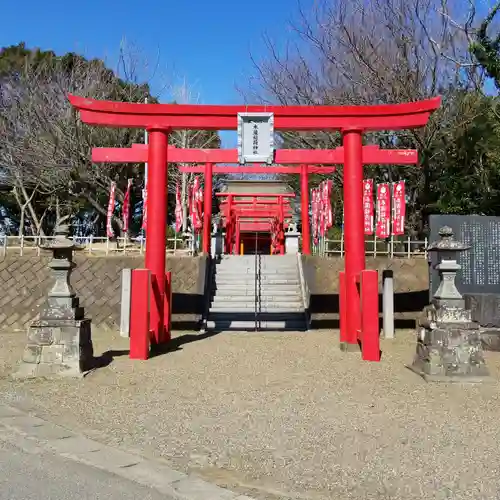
216, 179, 297, 255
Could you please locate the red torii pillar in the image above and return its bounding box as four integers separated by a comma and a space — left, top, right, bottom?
300, 164, 311, 255
145, 130, 168, 344
202, 162, 213, 254
343, 130, 364, 348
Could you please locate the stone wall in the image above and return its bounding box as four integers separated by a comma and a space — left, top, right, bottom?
0, 254, 207, 332
302, 256, 429, 327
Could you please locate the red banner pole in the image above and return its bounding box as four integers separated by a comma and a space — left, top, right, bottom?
202, 162, 213, 253
300, 164, 311, 255
235, 220, 241, 255
279, 195, 285, 255
226, 195, 233, 254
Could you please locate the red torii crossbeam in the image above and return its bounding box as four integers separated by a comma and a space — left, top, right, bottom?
69, 94, 439, 131
71, 94, 439, 359
92, 143, 418, 165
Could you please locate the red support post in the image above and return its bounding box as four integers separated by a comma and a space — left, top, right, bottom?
360, 270, 380, 361
202, 162, 213, 253
339, 271, 347, 344
235, 220, 241, 255
278, 195, 285, 255
130, 269, 150, 360
163, 271, 172, 342
225, 195, 233, 254
300, 164, 311, 255
343, 129, 365, 348
145, 129, 169, 345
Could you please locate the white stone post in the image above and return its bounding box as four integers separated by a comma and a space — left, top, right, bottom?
382, 269, 394, 339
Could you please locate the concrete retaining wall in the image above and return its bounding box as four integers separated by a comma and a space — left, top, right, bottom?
0, 254, 207, 332
302, 256, 429, 328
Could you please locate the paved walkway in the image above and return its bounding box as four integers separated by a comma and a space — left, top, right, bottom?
1, 328, 500, 499
0, 403, 250, 500
0, 438, 171, 500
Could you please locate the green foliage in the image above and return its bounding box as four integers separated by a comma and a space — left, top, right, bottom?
427, 92, 500, 216
470, 3, 500, 89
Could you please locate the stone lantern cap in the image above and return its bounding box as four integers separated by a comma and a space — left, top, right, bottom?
40, 224, 83, 252
427, 225, 470, 253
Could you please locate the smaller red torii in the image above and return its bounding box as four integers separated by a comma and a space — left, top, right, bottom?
91, 143, 417, 255
217, 193, 294, 255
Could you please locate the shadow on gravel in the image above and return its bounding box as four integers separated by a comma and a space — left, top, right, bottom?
89, 350, 130, 370
85, 332, 223, 372
149, 330, 222, 358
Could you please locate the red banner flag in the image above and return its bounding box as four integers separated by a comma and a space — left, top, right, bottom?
311, 188, 319, 245
122, 179, 132, 233
363, 179, 374, 235
141, 187, 148, 230
322, 180, 333, 234
190, 177, 203, 233
392, 180, 406, 235
196, 182, 203, 230
175, 182, 183, 233
106, 182, 116, 238
376, 183, 390, 239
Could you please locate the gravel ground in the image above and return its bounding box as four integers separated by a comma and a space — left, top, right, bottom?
1, 328, 500, 500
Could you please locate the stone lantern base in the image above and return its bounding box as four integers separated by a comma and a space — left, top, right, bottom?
12, 224, 94, 379
13, 316, 93, 379
408, 304, 492, 383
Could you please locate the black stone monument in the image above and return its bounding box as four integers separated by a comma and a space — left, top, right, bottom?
429, 215, 500, 349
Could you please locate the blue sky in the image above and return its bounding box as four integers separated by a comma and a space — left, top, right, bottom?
1, 0, 301, 147
0, 0, 297, 105
2, 0, 496, 147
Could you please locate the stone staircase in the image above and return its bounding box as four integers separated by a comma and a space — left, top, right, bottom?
206, 254, 307, 331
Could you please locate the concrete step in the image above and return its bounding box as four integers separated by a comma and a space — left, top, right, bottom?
213, 288, 301, 296
206, 320, 306, 331
217, 262, 298, 269
211, 298, 303, 307
215, 276, 300, 284
209, 311, 305, 319
215, 280, 301, 286
209, 304, 304, 313
215, 267, 299, 275
206, 311, 307, 331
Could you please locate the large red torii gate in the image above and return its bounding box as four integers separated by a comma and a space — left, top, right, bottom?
70, 94, 440, 358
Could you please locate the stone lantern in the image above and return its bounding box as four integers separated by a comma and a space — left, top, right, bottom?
409, 226, 491, 382
14, 225, 93, 378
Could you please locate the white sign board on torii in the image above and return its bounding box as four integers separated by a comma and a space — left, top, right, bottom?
237, 112, 275, 164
